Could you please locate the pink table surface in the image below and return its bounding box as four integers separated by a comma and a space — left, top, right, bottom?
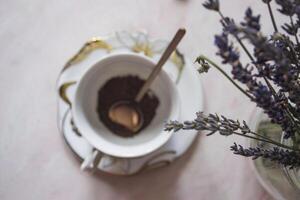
0, 0, 286, 199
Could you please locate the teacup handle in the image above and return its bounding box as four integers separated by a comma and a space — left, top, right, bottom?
58, 81, 77, 107
80, 150, 103, 171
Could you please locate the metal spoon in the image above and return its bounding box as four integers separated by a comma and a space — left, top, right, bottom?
108, 29, 186, 134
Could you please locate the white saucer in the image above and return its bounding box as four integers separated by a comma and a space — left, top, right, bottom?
57, 31, 204, 175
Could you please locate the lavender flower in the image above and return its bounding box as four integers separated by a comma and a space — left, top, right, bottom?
213, 30, 291, 135
282, 22, 298, 35
202, 0, 219, 12
261, 0, 272, 3
165, 113, 298, 155
230, 143, 300, 169
166, 0, 300, 169
241, 8, 261, 31
275, 0, 295, 16
214, 33, 239, 65
165, 112, 251, 136
218, 18, 300, 135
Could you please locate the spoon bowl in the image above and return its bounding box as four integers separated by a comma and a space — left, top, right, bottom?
108, 100, 144, 134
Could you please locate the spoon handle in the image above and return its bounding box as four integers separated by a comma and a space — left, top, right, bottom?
135, 28, 186, 102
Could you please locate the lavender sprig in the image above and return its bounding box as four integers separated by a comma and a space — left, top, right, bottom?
243, 29, 300, 123
219, 18, 300, 138
230, 143, 300, 169
165, 113, 299, 151
212, 29, 297, 139
165, 112, 251, 136
166, 0, 300, 169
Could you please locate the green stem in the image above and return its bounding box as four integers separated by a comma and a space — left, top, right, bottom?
198, 55, 254, 101
267, 2, 278, 32
174, 122, 300, 151
218, 11, 225, 21
236, 37, 255, 61
285, 106, 300, 137
290, 16, 300, 45
232, 131, 300, 151
249, 131, 274, 141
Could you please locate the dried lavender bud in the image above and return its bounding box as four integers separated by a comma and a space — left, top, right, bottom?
230, 143, 300, 169
241, 8, 261, 31
275, 0, 295, 16
195, 57, 210, 74
202, 0, 219, 12
282, 22, 299, 35
272, 34, 297, 64
221, 17, 236, 32
262, 0, 272, 3
215, 33, 239, 64
164, 120, 183, 132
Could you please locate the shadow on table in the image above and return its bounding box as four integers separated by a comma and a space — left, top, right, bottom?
89, 135, 201, 200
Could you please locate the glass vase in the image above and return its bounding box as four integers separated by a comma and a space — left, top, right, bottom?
249, 110, 300, 200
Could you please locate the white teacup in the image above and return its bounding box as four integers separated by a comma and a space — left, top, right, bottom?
71, 53, 180, 170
